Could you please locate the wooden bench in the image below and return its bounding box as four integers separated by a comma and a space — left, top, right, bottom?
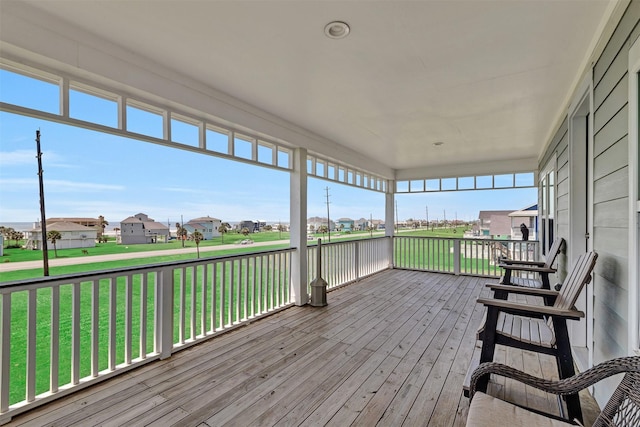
498, 237, 564, 292
464, 252, 598, 424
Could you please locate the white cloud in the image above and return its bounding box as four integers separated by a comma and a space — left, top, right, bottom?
0, 178, 124, 192
0, 149, 66, 167
160, 187, 202, 194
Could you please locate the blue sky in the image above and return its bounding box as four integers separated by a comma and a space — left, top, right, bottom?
0, 70, 536, 226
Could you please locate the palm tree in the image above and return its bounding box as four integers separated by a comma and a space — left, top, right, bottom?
218, 223, 228, 244
191, 230, 203, 258
176, 222, 187, 247
47, 230, 62, 258
99, 215, 109, 242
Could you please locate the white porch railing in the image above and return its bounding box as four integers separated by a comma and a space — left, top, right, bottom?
393, 236, 538, 277
0, 248, 294, 423
307, 237, 392, 290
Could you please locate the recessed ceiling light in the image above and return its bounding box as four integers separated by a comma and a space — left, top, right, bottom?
324, 21, 350, 39
433, 141, 444, 146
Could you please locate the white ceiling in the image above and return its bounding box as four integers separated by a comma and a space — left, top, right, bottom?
5, 0, 615, 177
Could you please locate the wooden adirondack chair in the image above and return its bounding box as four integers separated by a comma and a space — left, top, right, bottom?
474, 251, 598, 423
467, 356, 640, 427
499, 237, 565, 291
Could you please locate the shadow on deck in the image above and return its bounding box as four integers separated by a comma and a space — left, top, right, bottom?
7, 269, 599, 426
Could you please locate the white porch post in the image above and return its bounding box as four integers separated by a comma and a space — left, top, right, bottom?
290, 148, 308, 306
385, 181, 395, 268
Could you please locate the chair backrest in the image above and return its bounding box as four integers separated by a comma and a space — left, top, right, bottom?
552, 251, 598, 311
543, 237, 565, 268
593, 369, 640, 426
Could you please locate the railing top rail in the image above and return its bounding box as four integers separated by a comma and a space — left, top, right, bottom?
309, 236, 391, 247
394, 236, 540, 244
0, 246, 297, 292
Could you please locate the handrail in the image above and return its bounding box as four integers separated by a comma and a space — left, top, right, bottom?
307, 237, 391, 290
394, 236, 539, 277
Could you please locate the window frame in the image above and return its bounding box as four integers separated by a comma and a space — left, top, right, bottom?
628, 36, 640, 355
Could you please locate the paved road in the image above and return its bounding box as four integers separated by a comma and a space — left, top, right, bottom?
0, 240, 291, 273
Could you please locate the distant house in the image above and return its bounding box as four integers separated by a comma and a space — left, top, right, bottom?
27, 221, 98, 250
477, 210, 513, 237
239, 220, 259, 233
307, 217, 336, 232
476, 207, 538, 240
45, 215, 107, 237
120, 213, 169, 244
184, 216, 221, 239
336, 218, 355, 231
508, 204, 538, 240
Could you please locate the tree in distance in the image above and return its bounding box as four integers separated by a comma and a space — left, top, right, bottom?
47, 230, 62, 258
175, 222, 187, 248
191, 230, 203, 258
218, 223, 229, 244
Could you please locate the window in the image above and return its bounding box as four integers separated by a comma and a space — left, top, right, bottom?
540, 160, 556, 256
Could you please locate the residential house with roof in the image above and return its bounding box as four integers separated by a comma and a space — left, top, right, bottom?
119, 213, 169, 244
27, 221, 97, 250
336, 218, 354, 232
184, 216, 221, 240
238, 220, 259, 233
45, 215, 107, 238
307, 217, 335, 233
476, 210, 513, 237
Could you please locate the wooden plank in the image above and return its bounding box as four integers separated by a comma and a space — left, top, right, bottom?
331, 276, 470, 425
375, 276, 477, 425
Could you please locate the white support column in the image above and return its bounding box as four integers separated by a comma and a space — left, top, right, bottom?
290, 148, 308, 306
385, 181, 395, 268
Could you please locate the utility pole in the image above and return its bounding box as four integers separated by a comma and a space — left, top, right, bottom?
35, 130, 49, 276
325, 187, 331, 242
426, 206, 429, 230
443, 209, 447, 229
181, 214, 185, 248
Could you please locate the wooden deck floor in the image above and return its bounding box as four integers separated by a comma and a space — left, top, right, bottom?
7, 270, 598, 426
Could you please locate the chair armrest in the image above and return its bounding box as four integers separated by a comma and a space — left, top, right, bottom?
469, 356, 640, 399
476, 297, 584, 320
486, 283, 559, 298
501, 259, 546, 267
499, 264, 556, 274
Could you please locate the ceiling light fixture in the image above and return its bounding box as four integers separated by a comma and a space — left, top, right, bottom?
324, 21, 350, 39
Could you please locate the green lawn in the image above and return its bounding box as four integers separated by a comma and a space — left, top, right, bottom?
0, 231, 293, 264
